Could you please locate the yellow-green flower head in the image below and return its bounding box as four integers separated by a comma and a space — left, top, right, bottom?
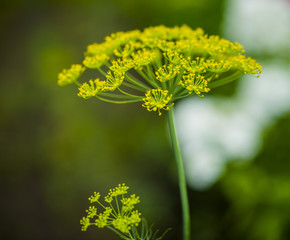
181, 57, 207, 73
83, 54, 109, 69
156, 64, 180, 82
110, 58, 134, 72
104, 71, 125, 91
121, 194, 140, 212
57, 64, 85, 86
80, 184, 142, 237
58, 25, 262, 116
85, 42, 114, 56
205, 59, 231, 73
163, 50, 182, 64
95, 207, 112, 228
88, 192, 101, 203
113, 42, 135, 58
80, 217, 91, 231
180, 73, 210, 96
105, 183, 129, 203
132, 49, 160, 70
86, 206, 97, 218
142, 89, 174, 116
78, 79, 106, 99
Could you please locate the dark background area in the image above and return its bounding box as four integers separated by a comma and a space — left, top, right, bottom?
1, 0, 290, 240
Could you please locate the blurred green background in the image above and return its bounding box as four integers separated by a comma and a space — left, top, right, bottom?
1, 0, 290, 240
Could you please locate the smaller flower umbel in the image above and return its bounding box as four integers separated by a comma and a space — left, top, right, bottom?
80, 184, 141, 237
142, 89, 173, 116
80, 184, 169, 240
58, 25, 262, 116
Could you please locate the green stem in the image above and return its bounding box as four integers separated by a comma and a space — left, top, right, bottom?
122, 81, 146, 92
95, 95, 142, 104
170, 69, 185, 93
137, 68, 159, 89
168, 108, 190, 240
125, 72, 150, 91
173, 93, 191, 101
100, 92, 135, 99
208, 71, 242, 89
106, 226, 130, 240
117, 87, 143, 99
97, 67, 108, 77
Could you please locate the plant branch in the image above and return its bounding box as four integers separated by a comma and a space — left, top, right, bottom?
168, 108, 190, 240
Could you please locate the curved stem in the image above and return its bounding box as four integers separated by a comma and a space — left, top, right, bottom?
137, 68, 159, 89
100, 92, 135, 99
208, 70, 242, 89
172, 93, 191, 101
168, 108, 190, 240
106, 226, 130, 240
125, 72, 150, 91
97, 67, 108, 77
95, 95, 142, 104
122, 81, 146, 92
170, 69, 185, 93
117, 88, 143, 99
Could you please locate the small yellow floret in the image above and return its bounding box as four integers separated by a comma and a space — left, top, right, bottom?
230, 55, 262, 75
104, 71, 125, 91
81, 184, 142, 235
142, 89, 174, 116
180, 73, 210, 97
105, 183, 129, 203
205, 59, 231, 73
128, 210, 141, 226
105, 30, 141, 46
78, 79, 106, 99
113, 42, 135, 58
181, 57, 206, 73
121, 194, 140, 212
80, 217, 91, 231
132, 49, 160, 70
57, 64, 85, 86
156, 64, 180, 82
85, 42, 114, 56
95, 207, 112, 228
86, 206, 97, 218
89, 192, 101, 203
83, 54, 109, 69
110, 59, 134, 72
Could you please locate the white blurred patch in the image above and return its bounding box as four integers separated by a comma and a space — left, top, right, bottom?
175, 63, 290, 190
174, 0, 290, 190
223, 0, 290, 55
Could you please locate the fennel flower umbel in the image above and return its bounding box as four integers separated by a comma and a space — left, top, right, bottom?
59, 25, 262, 240
58, 25, 262, 116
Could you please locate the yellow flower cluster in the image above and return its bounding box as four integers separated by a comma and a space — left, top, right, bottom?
132, 49, 160, 70
83, 54, 109, 69
58, 25, 262, 116
180, 73, 210, 96
104, 183, 129, 203
57, 64, 85, 86
80, 184, 141, 235
142, 89, 174, 116
156, 64, 180, 82
88, 192, 101, 203
77, 79, 106, 99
